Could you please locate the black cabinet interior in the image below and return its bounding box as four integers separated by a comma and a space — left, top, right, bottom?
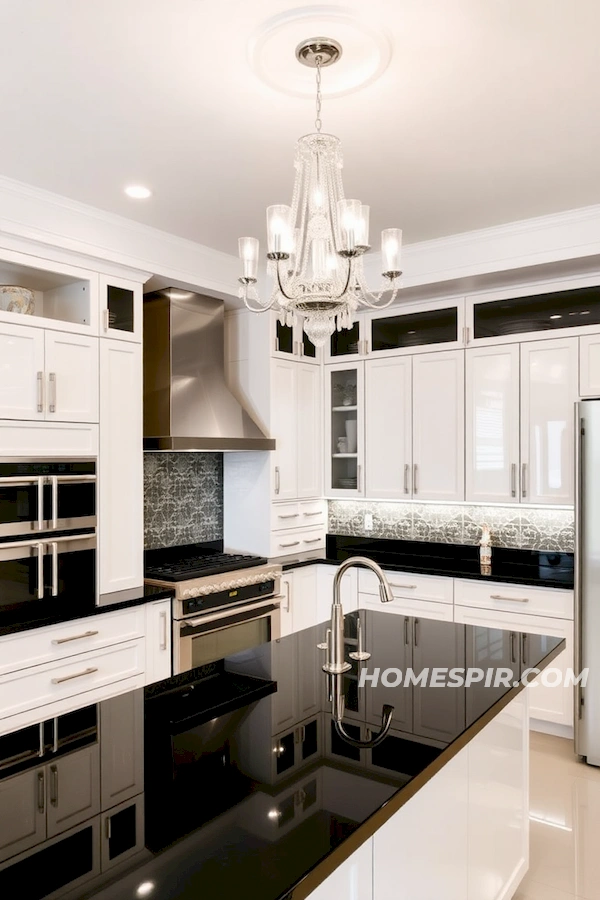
474, 285, 600, 338
371, 307, 458, 351
0, 825, 94, 900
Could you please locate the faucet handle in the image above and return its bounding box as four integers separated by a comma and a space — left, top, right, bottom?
317, 628, 331, 651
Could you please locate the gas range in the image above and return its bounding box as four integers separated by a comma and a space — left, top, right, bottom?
145, 544, 282, 672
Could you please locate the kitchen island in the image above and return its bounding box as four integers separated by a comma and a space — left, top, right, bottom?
0, 611, 564, 900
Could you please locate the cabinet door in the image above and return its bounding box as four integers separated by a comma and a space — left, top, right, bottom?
99, 275, 142, 343
272, 637, 298, 733
46, 744, 100, 838
145, 599, 172, 685
296, 363, 322, 499
373, 751, 468, 900
365, 357, 412, 499
412, 350, 465, 501
325, 362, 365, 497
465, 345, 520, 503
99, 340, 143, 595
100, 690, 144, 811
580, 334, 600, 398
307, 837, 373, 900
44, 331, 99, 423
271, 359, 297, 500
520, 337, 578, 504
101, 795, 145, 871
365, 613, 412, 732
0, 768, 46, 863
412, 618, 466, 742
0, 322, 45, 420
521, 623, 573, 728
292, 565, 318, 633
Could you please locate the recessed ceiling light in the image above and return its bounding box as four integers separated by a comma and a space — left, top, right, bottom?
125, 184, 152, 200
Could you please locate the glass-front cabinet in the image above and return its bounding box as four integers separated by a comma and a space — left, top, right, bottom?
325, 362, 365, 497
325, 315, 368, 361
99, 275, 142, 342
272, 313, 319, 363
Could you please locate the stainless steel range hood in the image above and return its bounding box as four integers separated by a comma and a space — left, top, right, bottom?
143, 290, 275, 451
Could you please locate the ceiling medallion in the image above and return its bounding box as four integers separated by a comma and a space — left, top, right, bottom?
237, 37, 402, 347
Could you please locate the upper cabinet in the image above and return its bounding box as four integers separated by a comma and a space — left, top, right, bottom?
466, 338, 578, 504
99, 276, 142, 343
272, 313, 319, 364
365, 357, 412, 500
0, 323, 98, 423
325, 362, 365, 497
271, 358, 322, 501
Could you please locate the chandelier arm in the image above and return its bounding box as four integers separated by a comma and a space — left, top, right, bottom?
358, 284, 400, 309
240, 283, 279, 312
275, 261, 298, 301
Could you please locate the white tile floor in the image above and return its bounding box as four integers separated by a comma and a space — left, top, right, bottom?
515, 732, 600, 900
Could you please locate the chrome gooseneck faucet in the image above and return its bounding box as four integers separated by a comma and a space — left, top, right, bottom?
321, 557, 395, 750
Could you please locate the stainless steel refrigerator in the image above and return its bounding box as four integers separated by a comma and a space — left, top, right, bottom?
575, 399, 600, 764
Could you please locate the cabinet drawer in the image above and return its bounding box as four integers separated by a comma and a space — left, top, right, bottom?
271, 528, 325, 557
0, 607, 146, 678
359, 569, 453, 605
454, 579, 573, 619
271, 501, 326, 531
359, 592, 454, 621
0, 640, 145, 721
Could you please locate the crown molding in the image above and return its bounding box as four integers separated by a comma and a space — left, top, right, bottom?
364, 203, 600, 288
0, 174, 239, 294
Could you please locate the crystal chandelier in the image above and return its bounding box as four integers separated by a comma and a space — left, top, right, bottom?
237, 38, 403, 347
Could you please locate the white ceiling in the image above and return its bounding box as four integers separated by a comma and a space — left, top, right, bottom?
1, 0, 600, 257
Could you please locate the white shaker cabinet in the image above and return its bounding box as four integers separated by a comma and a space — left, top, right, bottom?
520, 337, 578, 504
144, 599, 172, 684
271, 358, 297, 501
365, 356, 412, 499
271, 360, 321, 502
0, 322, 45, 420
465, 344, 520, 503
99, 340, 143, 596
412, 350, 465, 501
296, 362, 322, 499
44, 331, 98, 423
579, 333, 600, 397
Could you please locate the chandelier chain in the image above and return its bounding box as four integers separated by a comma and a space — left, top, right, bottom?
315, 55, 322, 133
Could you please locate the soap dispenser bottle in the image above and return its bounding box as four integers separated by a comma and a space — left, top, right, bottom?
480, 524, 492, 575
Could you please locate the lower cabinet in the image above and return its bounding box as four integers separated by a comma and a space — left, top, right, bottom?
144, 599, 172, 684
100, 690, 144, 810
0, 767, 46, 863
101, 794, 145, 872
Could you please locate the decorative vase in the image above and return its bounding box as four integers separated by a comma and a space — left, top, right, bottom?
0, 285, 35, 315
345, 418, 358, 453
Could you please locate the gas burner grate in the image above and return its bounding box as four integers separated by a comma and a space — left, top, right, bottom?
145, 552, 268, 582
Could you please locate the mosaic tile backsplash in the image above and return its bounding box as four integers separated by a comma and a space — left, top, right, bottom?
328, 501, 574, 553
144, 453, 223, 550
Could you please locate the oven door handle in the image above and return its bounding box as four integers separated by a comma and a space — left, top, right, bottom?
184, 595, 283, 629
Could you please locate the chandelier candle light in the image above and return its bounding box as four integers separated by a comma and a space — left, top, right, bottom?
238, 38, 403, 347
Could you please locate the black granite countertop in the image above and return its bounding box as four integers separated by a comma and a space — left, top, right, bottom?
0, 584, 173, 638
77, 611, 564, 900
273, 535, 575, 590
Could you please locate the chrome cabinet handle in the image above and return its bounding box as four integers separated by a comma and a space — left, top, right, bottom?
50, 765, 58, 807
283, 581, 291, 612
303, 538, 321, 544
37, 771, 45, 813
404, 617, 409, 645
103, 308, 110, 333
48, 372, 56, 413
36, 371, 44, 413
511, 463, 517, 498
275, 466, 280, 495
521, 462, 528, 498
51, 666, 98, 685
522, 634, 528, 667
279, 541, 300, 548
510, 632, 516, 664
160, 610, 168, 651
38, 722, 45, 758
413, 618, 420, 647
404, 463, 410, 494
389, 583, 417, 590
106, 816, 112, 840
51, 542, 58, 597
357, 465, 362, 491
490, 594, 530, 603
37, 476, 44, 531
37, 542, 44, 600
277, 513, 299, 520
303, 510, 322, 517
51, 476, 58, 529
52, 717, 58, 754
413, 464, 418, 494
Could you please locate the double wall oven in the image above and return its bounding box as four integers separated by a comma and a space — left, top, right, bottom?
0, 459, 97, 622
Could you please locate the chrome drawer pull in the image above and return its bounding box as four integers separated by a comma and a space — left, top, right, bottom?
303, 511, 322, 517
303, 538, 321, 544
51, 666, 98, 684
36, 371, 44, 413
278, 513, 299, 519
48, 372, 57, 413
490, 594, 530, 603
279, 541, 300, 548
52, 630, 99, 645
389, 583, 417, 590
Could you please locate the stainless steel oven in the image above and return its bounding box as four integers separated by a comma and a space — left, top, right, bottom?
174, 595, 282, 673
0, 459, 96, 538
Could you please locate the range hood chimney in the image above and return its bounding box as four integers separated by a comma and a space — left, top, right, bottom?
143, 290, 275, 451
